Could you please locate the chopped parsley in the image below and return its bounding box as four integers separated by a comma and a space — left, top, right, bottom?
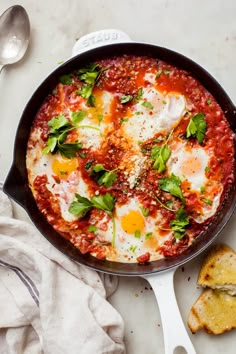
156, 69, 162, 78
88, 225, 98, 233
145, 232, 153, 240
142, 101, 154, 110
120, 94, 133, 104
171, 206, 189, 240
140, 206, 150, 217
206, 99, 212, 105
134, 230, 141, 238
119, 117, 129, 125
202, 198, 213, 205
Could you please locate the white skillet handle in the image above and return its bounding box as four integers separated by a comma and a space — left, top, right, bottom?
71, 29, 131, 57
143, 270, 196, 354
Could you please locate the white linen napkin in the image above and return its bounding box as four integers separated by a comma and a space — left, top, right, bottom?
0, 191, 125, 354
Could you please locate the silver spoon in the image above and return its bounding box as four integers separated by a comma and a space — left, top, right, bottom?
0, 5, 30, 73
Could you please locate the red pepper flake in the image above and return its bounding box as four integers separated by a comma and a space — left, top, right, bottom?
188, 276, 190, 281
181, 266, 185, 272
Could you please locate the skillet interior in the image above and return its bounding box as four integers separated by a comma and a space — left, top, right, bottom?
3, 42, 236, 275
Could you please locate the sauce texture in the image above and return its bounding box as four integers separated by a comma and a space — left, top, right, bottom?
26, 55, 235, 263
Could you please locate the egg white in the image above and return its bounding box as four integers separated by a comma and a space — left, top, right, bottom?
168, 144, 209, 191
121, 87, 186, 144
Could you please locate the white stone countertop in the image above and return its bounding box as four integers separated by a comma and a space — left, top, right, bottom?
0, 1, 236, 353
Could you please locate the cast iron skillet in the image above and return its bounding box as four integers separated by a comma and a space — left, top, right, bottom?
3, 40, 236, 353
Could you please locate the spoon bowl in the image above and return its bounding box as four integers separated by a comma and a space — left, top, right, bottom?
0, 5, 30, 72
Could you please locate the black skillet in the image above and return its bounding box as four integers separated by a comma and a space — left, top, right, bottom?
3, 33, 236, 353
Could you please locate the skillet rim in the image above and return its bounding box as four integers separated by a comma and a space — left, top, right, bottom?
3, 42, 236, 275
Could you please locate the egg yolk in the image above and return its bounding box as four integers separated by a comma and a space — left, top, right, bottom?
121, 210, 145, 234
181, 156, 202, 176
52, 156, 78, 179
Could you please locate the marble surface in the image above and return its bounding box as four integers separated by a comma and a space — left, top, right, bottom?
0, 1, 236, 353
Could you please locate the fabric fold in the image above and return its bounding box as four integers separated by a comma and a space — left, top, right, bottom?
0, 192, 125, 354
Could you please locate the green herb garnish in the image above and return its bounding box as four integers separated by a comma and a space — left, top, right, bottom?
134, 230, 141, 238
69, 192, 116, 246
97, 114, 103, 124
142, 101, 154, 110
88, 225, 98, 233
140, 206, 150, 217
156, 69, 162, 78
164, 70, 172, 75
159, 174, 185, 203
119, 117, 129, 125
135, 87, 144, 102
59, 74, 72, 85
129, 245, 137, 252
170, 206, 189, 240
151, 131, 172, 173
120, 94, 133, 104
76, 63, 103, 106
145, 232, 153, 240
90, 164, 117, 188
186, 113, 206, 144
42, 114, 83, 158
205, 166, 211, 172
202, 198, 213, 205
151, 144, 171, 173
206, 99, 212, 105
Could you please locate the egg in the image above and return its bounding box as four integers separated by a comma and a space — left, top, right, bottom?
168, 144, 209, 191
92, 197, 171, 262
121, 87, 186, 144
75, 89, 113, 149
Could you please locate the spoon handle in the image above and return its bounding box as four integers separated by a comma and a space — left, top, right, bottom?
0, 64, 4, 73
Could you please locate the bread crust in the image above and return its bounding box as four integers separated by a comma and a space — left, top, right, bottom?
197, 244, 236, 295
188, 289, 236, 334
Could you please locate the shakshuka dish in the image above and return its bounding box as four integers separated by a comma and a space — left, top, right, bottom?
26, 55, 235, 263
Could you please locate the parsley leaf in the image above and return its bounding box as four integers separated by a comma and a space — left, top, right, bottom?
186, 113, 206, 144
142, 101, 154, 110
134, 230, 141, 238
70, 192, 116, 215
119, 117, 129, 125
69, 192, 116, 246
170, 206, 189, 240
140, 205, 150, 217
90, 164, 117, 188
120, 94, 133, 104
59, 74, 72, 85
42, 114, 83, 158
151, 144, 171, 173
159, 174, 185, 203
135, 87, 144, 102
57, 142, 83, 158
76, 85, 93, 99
156, 69, 162, 78
77, 63, 102, 106
71, 110, 86, 123
145, 232, 153, 239
88, 225, 98, 233
69, 194, 93, 218
91, 193, 116, 213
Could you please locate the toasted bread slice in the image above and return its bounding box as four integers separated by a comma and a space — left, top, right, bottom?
187, 289, 236, 334
197, 244, 236, 295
